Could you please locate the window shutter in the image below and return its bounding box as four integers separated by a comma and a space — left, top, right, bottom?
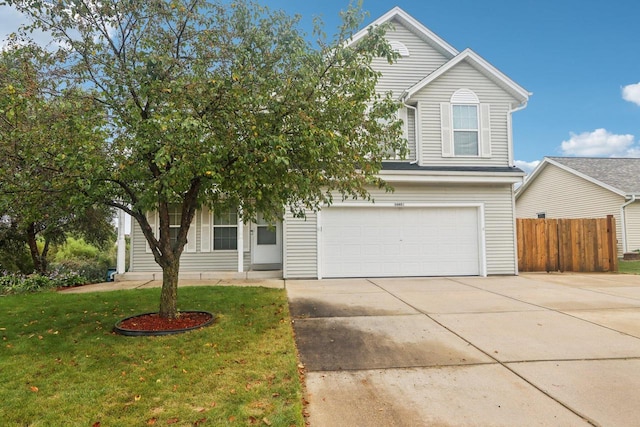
398, 107, 408, 141
186, 213, 197, 253
145, 211, 157, 253
480, 103, 491, 157
440, 102, 453, 157
200, 207, 211, 253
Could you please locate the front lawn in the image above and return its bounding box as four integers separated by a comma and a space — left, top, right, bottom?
618, 260, 640, 275
0, 286, 303, 426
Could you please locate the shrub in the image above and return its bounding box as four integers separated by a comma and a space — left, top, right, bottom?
0, 271, 88, 295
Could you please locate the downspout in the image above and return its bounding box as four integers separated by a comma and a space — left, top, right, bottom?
401, 93, 419, 165
620, 195, 636, 254
507, 101, 528, 167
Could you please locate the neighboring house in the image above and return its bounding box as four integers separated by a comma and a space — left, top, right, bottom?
516, 156, 640, 255
125, 7, 530, 280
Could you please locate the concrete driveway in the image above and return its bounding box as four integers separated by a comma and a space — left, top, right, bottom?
286, 273, 640, 426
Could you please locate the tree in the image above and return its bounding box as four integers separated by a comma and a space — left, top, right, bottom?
5, 0, 405, 318
0, 42, 114, 273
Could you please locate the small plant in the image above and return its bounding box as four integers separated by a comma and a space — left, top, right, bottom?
0, 270, 87, 295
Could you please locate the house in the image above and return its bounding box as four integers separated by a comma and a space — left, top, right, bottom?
124, 7, 530, 280
516, 156, 640, 255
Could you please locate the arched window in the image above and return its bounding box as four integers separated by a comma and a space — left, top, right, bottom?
441, 89, 491, 157
388, 40, 410, 57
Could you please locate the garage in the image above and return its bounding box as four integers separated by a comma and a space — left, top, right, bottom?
321, 205, 483, 278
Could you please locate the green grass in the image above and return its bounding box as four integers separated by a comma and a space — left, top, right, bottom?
619, 260, 640, 275
0, 286, 303, 426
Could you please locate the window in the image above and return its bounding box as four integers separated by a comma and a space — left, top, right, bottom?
256, 213, 277, 245
168, 206, 181, 246
452, 104, 479, 156
213, 208, 238, 250
441, 89, 491, 158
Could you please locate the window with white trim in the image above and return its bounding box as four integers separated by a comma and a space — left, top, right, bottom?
452, 104, 479, 156
213, 208, 238, 250
168, 206, 181, 246
441, 89, 491, 158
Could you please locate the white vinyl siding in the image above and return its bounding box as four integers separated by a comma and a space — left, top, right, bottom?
131, 209, 242, 272
283, 211, 318, 279
624, 202, 640, 252
283, 183, 517, 277
516, 164, 625, 254
144, 209, 195, 253
415, 61, 516, 166
371, 18, 451, 98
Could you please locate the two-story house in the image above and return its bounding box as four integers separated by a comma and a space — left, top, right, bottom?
125, 7, 530, 280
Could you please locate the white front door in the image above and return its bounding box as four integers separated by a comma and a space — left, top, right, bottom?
251, 214, 282, 265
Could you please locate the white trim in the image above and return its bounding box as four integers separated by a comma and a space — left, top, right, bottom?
316, 210, 323, 280
378, 172, 524, 184
510, 186, 519, 275
347, 7, 458, 57
403, 49, 530, 103
282, 215, 288, 279
389, 40, 410, 56
478, 203, 488, 277
237, 210, 244, 273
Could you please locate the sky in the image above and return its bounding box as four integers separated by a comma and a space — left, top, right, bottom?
1, 0, 639, 175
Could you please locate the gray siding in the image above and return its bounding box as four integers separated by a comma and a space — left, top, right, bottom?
413, 61, 516, 167
130, 211, 241, 272
284, 183, 518, 277
371, 19, 449, 98
283, 211, 318, 279
516, 164, 625, 254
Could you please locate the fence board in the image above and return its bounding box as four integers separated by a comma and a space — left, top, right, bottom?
517, 216, 617, 272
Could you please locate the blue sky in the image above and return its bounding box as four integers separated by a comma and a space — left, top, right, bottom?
2, 0, 639, 174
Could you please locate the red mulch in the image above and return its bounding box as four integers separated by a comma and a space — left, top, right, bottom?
118, 312, 213, 331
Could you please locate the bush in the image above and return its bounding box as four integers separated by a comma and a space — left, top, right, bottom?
0, 271, 88, 295
51, 259, 110, 283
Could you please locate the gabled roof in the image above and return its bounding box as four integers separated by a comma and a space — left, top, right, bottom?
348, 7, 458, 58
402, 48, 531, 103
516, 157, 640, 198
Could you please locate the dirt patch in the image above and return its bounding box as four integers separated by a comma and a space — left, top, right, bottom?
293, 317, 485, 371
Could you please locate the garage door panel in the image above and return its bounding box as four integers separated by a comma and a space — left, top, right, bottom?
322, 206, 481, 278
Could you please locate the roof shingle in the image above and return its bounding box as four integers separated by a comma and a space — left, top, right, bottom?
547, 157, 640, 195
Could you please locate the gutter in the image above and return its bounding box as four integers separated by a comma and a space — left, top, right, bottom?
620, 195, 637, 253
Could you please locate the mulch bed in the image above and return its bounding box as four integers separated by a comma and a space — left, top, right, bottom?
115, 311, 215, 335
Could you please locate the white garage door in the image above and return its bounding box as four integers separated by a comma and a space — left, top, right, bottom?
321, 206, 481, 278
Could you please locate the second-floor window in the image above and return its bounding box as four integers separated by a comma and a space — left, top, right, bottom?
441, 88, 491, 158
452, 104, 479, 156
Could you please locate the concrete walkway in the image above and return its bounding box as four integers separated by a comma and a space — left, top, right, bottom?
287, 273, 640, 426
60, 278, 285, 293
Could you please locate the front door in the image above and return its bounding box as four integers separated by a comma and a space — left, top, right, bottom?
251, 213, 282, 267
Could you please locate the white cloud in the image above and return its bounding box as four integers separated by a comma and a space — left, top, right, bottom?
560, 128, 637, 157
0, 5, 58, 49
514, 160, 540, 175
623, 82, 640, 106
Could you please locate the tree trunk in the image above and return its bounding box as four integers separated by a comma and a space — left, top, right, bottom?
26, 223, 45, 274
159, 259, 180, 319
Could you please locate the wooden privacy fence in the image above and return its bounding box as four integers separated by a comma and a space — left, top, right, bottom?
517, 216, 618, 272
